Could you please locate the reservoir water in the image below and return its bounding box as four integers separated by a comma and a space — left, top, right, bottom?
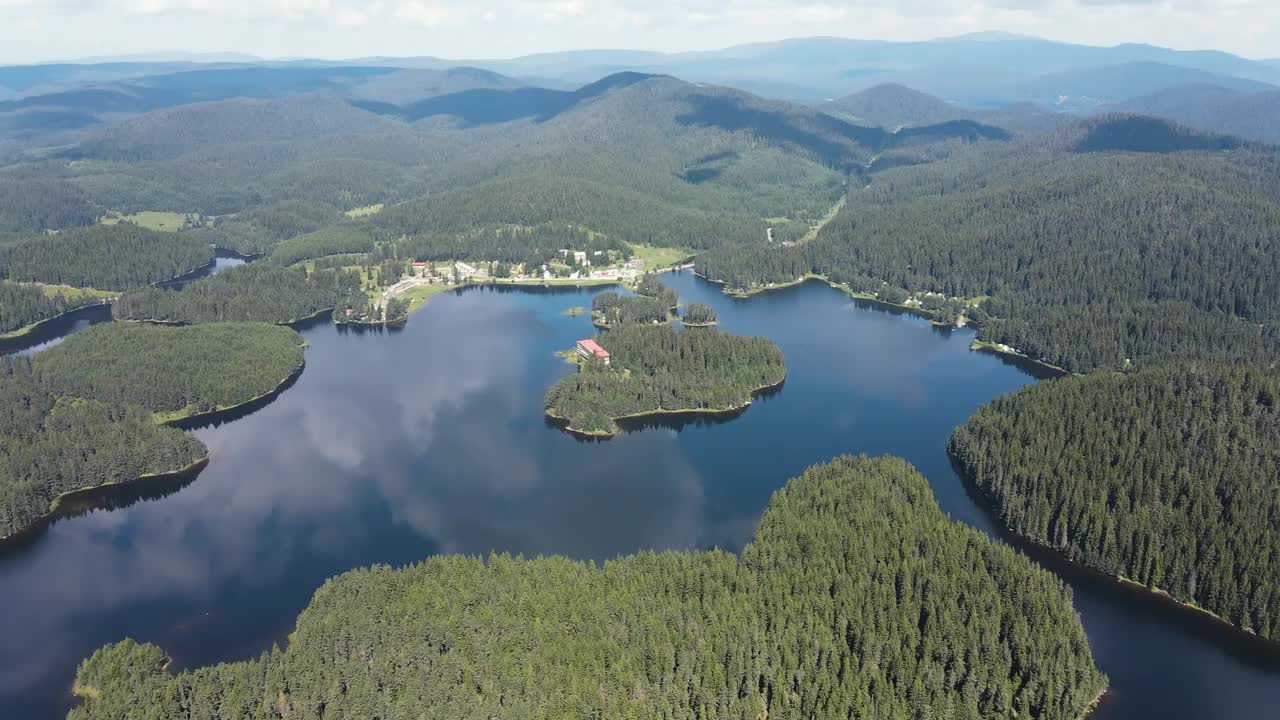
0, 272, 1277, 718
0, 249, 247, 357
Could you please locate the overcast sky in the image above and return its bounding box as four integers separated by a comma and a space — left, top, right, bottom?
1, 0, 1276, 64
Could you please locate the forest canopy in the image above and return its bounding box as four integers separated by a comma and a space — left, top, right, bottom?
0, 223, 213, 291
0, 280, 104, 335
0, 354, 206, 539
697, 131, 1280, 373
112, 264, 364, 326
36, 322, 305, 421
949, 363, 1280, 640
69, 456, 1106, 720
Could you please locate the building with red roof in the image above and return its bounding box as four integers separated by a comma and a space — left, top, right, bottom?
576, 338, 611, 365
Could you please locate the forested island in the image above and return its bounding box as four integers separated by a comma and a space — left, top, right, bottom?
950, 363, 1280, 640
546, 323, 786, 436
681, 302, 718, 326
588, 273, 679, 328
0, 322, 304, 538
69, 456, 1106, 720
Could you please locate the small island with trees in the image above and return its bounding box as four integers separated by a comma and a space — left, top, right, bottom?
548, 283, 785, 437
590, 274, 679, 328
680, 302, 718, 327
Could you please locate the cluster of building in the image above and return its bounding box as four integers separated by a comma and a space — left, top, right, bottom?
404, 254, 647, 285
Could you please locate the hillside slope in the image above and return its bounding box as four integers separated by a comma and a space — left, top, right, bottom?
698, 115, 1280, 372
827, 83, 968, 128
1104, 84, 1280, 145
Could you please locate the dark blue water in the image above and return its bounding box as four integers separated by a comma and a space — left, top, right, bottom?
0, 273, 1277, 719
0, 250, 247, 357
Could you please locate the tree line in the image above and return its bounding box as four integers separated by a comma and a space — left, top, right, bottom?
0, 223, 214, 292
950, 362, 1280, 640
69, 456, 1105, 720
113, 264, 365, 325
0, 280, 101, 335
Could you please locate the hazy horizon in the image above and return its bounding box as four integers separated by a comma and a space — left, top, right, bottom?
1, 2, 1276, 65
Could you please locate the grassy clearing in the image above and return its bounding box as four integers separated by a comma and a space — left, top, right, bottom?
345, 204, 384, 218
795, 196, 847, 246
397, 282, 455, 314
630, 244, 692, 271
100, 211, 195, 232
32, 283, 115, 301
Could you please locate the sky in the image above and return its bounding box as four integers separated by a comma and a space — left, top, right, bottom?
0, 0, 1276, 64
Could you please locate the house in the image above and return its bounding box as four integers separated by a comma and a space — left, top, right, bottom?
573, 251, 588, 265
576, 339, 611, 365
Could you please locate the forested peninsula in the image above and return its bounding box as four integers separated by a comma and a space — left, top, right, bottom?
0, 280, 108, 336
0, 224, 214, 291
112, 264, 366, 326
950, 363, 1280, 640
38, 322, 305, 422
546, 323, 786, 436
0, 323, 306, 538
70, 456, 1106, 720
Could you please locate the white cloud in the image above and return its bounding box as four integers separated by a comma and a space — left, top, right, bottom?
0, 0, 1275, 61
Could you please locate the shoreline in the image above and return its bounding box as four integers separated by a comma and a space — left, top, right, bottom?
392, 277, 625, 321
948, 447, 1280, 652
157, 358, 307, 427
695, 271, 1070, 377
969, 340, 1071, 377
546, 375, 786, 438
0, 456, 211, 547
0, 300, 114, 340
1081, 685, 1110, 720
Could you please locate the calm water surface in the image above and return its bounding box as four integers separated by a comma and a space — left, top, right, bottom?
0, 272, 1277, 719
0, 250, 246, 357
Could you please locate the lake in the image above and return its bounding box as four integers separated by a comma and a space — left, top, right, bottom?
0, 272, 1277, 719
0, 249, 247, 357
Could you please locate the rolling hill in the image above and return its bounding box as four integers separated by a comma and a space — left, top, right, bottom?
825, 83, 967, 128
1103, 84, 1280, 145
75, 94, 407, 161
826, 83, 1069, 136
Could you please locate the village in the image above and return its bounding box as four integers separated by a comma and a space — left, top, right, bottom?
377, 248, 682, 312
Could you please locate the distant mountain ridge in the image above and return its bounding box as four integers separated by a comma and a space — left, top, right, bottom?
9, 33, 1279, 108
1010, 61, 1276, 111
350, 73, 1010, 166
